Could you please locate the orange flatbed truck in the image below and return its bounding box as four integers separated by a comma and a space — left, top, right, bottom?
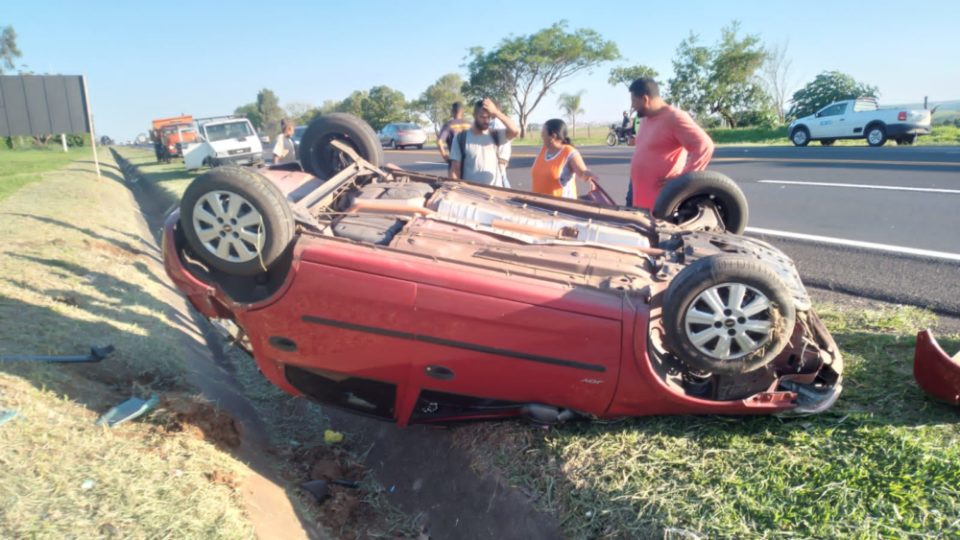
150, 115, 198, 163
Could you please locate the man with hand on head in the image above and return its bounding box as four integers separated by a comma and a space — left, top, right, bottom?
449, 98, 520, 188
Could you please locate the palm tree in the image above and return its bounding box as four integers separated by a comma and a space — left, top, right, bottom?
557, 91, 586, 137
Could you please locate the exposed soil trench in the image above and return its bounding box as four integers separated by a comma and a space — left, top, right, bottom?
112, 152, 562, 540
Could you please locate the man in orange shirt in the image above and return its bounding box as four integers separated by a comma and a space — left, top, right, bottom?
627, 78, 715, 209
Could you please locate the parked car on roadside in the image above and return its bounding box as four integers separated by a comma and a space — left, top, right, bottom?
788, 98, 932, 147
378, 122, 427, 149
161, 113, 843, 427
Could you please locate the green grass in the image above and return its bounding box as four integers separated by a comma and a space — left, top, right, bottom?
114, 147, 196, 205
705, 124, 960, 147
0, 146, 93, 201
455, 304, 960, 539
0, 153, 256, 538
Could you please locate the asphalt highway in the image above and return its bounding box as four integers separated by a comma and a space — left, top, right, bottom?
384, 144, 960, 315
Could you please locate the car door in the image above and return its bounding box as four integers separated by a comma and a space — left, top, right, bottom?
405, 281, 622, 424
814, 102, 848, 138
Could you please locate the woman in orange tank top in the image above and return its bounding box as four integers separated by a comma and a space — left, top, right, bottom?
530, 119, 598, 199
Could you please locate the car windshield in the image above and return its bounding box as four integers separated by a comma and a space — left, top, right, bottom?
161, 125, 195, 136
397, 123, 420, 131
204, 121, 253, 142
293, 126, 306, 141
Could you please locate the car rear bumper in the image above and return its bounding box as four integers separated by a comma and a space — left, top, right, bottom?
399, 135, 427, 145
886, 123, 932, 137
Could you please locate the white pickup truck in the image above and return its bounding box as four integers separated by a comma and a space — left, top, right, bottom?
183, 116, 263, 170
788, 98, 932, 147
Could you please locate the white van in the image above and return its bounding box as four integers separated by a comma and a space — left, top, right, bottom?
183, 116, 263, 170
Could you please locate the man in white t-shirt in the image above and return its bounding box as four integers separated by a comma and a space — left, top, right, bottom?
449, 99, 519, 188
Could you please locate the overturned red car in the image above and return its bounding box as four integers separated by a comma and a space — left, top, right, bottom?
162, 113, 843, 426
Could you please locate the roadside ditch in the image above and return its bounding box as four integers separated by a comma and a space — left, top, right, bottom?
111, 149, 563, 540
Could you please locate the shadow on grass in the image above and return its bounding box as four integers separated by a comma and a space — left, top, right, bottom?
0, 213, 162, 265
0, 264, 326, 539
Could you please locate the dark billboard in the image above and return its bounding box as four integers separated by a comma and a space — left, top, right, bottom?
0, 75, 90, 137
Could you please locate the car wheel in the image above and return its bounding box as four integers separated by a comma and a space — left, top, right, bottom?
417, 144, 424, 150
866, 124, 887, 147
606, 133, 618, 146
790, 127, 810, 147
662, 255, 796, 375
820, 139, 836, 146
653, 171, 748, 234
299, 113, 383, 178
179, 166, 295, 276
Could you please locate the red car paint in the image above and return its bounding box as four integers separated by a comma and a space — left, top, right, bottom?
914, 330, 960, 406
163, 162, 843, 426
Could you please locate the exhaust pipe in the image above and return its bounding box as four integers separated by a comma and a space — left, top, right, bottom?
519, 404, 579, 425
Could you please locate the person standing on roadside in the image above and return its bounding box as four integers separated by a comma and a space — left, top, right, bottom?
437, 102, 472, 174
449, 99, 520, 188
531, 119, 597, 199
627, 78, 714, 209
272, 119, 296, 165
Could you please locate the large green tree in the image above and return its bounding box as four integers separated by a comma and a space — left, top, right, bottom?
334, 90, 368, 118
363, 85, 407, 131
284, 101, 315, 126
256, 89, 285, 135
557, 91, 585, 135
668, 22, 768, 127
608, 64, 659, 88
464, 21, 619, 137
415, 73, 465, 135
788, 71, 879, 119
234, 103, 262, 131
0, 25, 21, 74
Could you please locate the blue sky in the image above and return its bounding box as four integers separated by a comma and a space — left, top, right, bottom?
5, 0, 959, 140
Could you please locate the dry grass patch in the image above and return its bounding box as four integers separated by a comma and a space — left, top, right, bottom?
0, 155, 256, 538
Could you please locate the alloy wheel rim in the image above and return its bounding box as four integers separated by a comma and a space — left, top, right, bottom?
192, 190, 264, 263
684, 282, 774, 361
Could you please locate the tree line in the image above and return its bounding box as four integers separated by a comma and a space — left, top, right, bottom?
226, 19, 883, 136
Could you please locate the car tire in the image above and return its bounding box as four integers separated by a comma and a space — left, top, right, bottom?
417, 144, 423, 150
180, 166, 295, 276
662, 254, 796, 375
653, 171, 748, 234
866, 124, 887, 147
790, 127, 810, 147
606, 133, 618, 146
299, 113, 383, 178
820, 139, 836, 146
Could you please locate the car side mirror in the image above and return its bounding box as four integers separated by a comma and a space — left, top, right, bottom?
815, 112, 821, 118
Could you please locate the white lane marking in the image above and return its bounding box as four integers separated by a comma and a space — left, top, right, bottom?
414, 161, 446, 166
758, 179, 960, 195
746, 227, 960, 262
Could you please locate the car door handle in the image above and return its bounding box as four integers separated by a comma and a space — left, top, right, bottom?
425, 365, 455, 380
